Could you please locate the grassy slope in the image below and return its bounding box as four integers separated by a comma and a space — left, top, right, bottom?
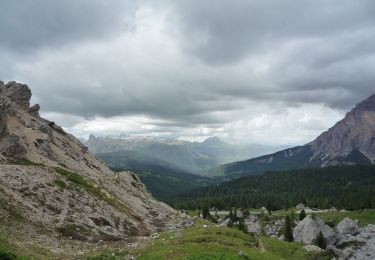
316, 210, 375, 227
2, 209, 375, 259
136, 220, 330, 260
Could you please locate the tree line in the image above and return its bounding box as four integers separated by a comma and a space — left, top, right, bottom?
168, 165, 375, 211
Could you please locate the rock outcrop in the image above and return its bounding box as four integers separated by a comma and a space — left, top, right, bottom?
0, 81, 177, 254
293, 216, 336, 245
337, 217, 359, 235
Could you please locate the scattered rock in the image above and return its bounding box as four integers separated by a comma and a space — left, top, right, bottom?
337, 217, 359, 235
303, 245, 325, 252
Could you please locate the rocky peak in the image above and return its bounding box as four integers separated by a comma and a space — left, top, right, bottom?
202, 136, 225, 145
0, 81, 32, 110
350, 94, 375, 116
310, 93, 375, 164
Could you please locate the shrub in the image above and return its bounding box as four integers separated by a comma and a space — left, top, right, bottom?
299, 209, 306, 221
314, 231, 326, 249
283, 215, 293, 242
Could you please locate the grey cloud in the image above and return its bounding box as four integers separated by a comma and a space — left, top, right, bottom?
1, 0, 375, 144
0, 0, 138, 53
165, 0, 375, 65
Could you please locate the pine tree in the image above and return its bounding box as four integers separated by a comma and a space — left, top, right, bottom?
233, 208, 238, 222
299, 209, 306, 221
229, 209, 235, 222
238, 218, 247, 233
202, 205, 210, 219
283, 215, 294, 242
314, 231, 326, 249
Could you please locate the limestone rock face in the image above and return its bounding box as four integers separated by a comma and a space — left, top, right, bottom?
337, 217, 359, 235
293, 216, 336, 245
0, 81, 177, 248
0, 81, 32, 109
28, 104, 40, 117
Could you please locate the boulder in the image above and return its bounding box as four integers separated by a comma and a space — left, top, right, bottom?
296, 203, 305, 210
218, 218, 232, 227
246, 221, 261, 234
0, 134, 27, 159
293, 216, 336, 245
303, 245, 324, 253
336, 217, 359, 235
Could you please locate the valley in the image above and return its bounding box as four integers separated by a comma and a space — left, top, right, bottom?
1, 81, 374, 259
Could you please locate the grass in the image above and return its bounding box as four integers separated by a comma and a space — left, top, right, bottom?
0, 229, 52, 260
54, 167, 132, 214
6, 159, 45, 167
316, 209, 375, 227
57, 223, 90, 241
136, 220, 328, 260
87, 250, 131, 260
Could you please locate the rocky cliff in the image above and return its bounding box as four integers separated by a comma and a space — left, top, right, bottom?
0, 81, 177, 256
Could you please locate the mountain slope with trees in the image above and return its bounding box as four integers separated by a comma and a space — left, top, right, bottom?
97, 150, 215, 200
171, 165, 375, 210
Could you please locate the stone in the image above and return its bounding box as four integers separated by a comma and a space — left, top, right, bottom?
246, 221, 261, 235
3, 81, 32, 109
0, 134, 27, 159
28, 104, 40, 117
293, 216, 336, 245
337, 217, 359, 235
218, 218, 232, 227
296, 203, 305, 210
303, 245, 324, 253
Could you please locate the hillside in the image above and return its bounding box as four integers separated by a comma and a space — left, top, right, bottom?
96, 150, 215, 200
212, 94, 375, 177
0, 81, 178, 257
171, 165, 375, 211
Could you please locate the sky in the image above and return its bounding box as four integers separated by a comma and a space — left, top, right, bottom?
1, 0, 375, 146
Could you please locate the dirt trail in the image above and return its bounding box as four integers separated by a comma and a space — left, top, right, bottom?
258, 239, 266, 253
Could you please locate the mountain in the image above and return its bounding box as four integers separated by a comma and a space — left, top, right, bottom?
213, 94, 375, 177
171, 165, 375, 211
86, 134, 280, 175
0, 81, 177, 256
95, 150, 215, 200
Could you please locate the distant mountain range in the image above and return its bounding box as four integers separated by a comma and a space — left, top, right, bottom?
97, 150, 215, 200
212, 94, 375, 178
86, 135, 281, 175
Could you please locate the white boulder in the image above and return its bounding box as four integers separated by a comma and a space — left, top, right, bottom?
293, 216, 336, 245
337, 217, 359, 235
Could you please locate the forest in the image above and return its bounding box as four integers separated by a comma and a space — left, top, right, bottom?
169, 165, 375, 211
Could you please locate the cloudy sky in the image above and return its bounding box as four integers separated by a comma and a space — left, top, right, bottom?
1, 0, 375, 146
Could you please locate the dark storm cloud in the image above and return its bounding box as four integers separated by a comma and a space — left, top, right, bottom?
1, 0, 375, 143
165, 0, 375, 64
0, 0, 138, 53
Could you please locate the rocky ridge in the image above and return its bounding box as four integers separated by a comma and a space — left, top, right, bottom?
216, 94, 375, 177
0, 81, 177, 256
